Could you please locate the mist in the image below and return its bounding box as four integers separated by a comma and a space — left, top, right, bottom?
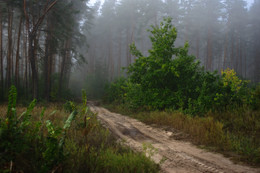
70, 0, 260, 99
0, 0, 259, 101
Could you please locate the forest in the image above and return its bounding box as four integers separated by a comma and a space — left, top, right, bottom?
0, 0, 260, 172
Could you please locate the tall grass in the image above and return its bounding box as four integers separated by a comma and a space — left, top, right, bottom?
106, 104, 260, 166
0, 86, 159, 173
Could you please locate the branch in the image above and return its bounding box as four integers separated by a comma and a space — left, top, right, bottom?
31, 0, 58, 38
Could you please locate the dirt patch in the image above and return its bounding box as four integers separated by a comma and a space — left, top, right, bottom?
90, 105, 259, 173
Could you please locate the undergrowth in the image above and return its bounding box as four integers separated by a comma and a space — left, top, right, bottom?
103, 18, 260, 166
0, 86, 159, 172
105, 104, 260, 166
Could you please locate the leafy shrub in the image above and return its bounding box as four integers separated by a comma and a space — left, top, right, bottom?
125, 17, 208, 111
0, 86, 159, 172
0, 86, 77, 172
213, 68, 251, 111
105, 18, 257, 116
104, 77, 127, 104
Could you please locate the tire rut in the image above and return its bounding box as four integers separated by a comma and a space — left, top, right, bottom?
90, 105, 259, 173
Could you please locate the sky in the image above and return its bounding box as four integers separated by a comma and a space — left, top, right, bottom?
88, 0, 255, 7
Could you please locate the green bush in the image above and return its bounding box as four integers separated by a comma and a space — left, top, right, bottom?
1, 86, 159, 172
106, 18, 257, 116
126, 18, 207, 111
104, 77, 127, 104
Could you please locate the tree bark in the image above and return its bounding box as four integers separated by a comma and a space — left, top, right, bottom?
196, 32, 200, 59
118, 32, 122, 76
23, 24, 28, 98
24, 0, 57, 99
223, 33, 228, 70
6, 7, 13, 89
0, 10, 3, 98
59, 40, 69, 97
15, 16, 23, 87
206, 28, 212, 71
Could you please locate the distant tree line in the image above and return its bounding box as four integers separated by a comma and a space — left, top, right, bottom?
0, 0, 91, 101
84, 0, 260, 84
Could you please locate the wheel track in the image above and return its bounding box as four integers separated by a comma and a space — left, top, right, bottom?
90, 105, 259, 173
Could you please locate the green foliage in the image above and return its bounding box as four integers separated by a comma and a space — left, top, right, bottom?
1, 86, 158, 172
64, 100, 76, 113
104, 17, 260, 165
85, 148, 159, 173
7, 85, 17, 117
106, 18, 257, 116
104, 77, 128, 104
0, 86, 76, 172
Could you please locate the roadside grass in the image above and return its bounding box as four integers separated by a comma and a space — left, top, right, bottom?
104, 104, 260, 166
0, 101, 159, 173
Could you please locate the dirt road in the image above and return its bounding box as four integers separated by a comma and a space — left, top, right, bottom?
89, 105, 259, 173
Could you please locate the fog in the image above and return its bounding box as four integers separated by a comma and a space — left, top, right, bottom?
71, 0, 260, 98
0, 0, 259, 100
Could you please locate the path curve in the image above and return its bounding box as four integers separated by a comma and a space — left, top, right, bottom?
89, 105, 259, 173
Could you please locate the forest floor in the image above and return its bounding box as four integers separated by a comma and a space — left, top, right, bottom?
89, 104, 260, 173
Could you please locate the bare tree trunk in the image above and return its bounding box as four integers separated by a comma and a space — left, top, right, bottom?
108, 35, 114, 81
118, 32, 122, 76
196, 32, 200, 59
0, 10, 3, 98
59, 40, 69, 97
15, 16, 23, 87
126, 28, 131, 67
223, 33, 228, 70
206, 28, 212, 71
7, 7, 13, 89
24, 24, 28, 98
44, 23, 50, 100
231, 34, 234, 69
28, 35, 39, 99
235, 36, 240, 73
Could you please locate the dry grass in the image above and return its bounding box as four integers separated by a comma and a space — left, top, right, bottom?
106, 104, 260, 165
0, 103, 160, 172
134, 111, 230, 149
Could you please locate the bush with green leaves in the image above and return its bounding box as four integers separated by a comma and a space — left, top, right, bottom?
1, 86, 159, 172
105, 17, 257, 116
0, 86, 77, 172
126, 17, 208, 111
104, 77, 128, 104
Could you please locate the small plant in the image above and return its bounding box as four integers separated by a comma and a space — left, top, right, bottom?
64, 100, 76, 113
0, 86, 78, 172
143, 142, 158, 159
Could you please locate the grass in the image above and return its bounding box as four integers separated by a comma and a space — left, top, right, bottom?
104, 104, 260, 166
0, 103, 159, 173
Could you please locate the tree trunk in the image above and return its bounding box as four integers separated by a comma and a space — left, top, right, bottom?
206, 28, 212, 71
6, 7, 13, 89
24, 24, 28, 98
44, 27, 50, 100
0, 10, 3, 98
15, 16, 23, 87
223, 33, 228, 70
23, 0, 57, 99
118, 32, 122, 76
59, 40, 69, 97
196, 32, 200, 59
28, 36, 39, 99
126, 28, 131, 67
231, 33, 234, 69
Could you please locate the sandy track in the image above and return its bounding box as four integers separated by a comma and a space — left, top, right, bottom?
89, 105, 259, 173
